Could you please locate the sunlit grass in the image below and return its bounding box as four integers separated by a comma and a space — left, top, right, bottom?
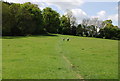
2, 34, 118, 79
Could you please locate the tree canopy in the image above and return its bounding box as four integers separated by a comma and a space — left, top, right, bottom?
2, 1, 120, 40
42, 7, 60, 33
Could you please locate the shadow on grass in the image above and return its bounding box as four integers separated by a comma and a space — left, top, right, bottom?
33, 34, 58, 37
2, 36, 27, 39
2, 34, 58, 39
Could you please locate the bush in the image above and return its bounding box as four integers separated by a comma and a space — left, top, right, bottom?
111, 37, 119, 40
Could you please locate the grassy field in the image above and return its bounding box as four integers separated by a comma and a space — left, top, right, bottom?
2, 34, 118, 79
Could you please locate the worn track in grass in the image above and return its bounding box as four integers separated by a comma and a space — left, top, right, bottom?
56, 38, 84, 79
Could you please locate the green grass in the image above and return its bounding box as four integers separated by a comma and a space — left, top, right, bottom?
2, 34, 118, 79
0, 38, 2, 80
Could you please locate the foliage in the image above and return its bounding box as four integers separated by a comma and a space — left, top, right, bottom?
98, 20, 120, 40
76, 24, 83, 36
2, 2, 12, 35
2, 1, 120, 40
2, 2, 44, 36
42, 7, 60, 33
60, 15, 71, 35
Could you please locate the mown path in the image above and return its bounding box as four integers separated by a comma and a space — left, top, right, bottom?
56, 37, 84, 79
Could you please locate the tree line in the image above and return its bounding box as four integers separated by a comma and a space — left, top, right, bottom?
2, 1, 120, 40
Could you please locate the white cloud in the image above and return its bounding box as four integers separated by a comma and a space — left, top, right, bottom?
4, 0, 23, 3
36, 0, 84, 11
63, 9, 118, 25
97, 10, 106, 17
36, 0, 83, 3
116, 6, 118, 10
91, 10, 107, 21
64, 9, 88, 24
5, 0, 84, 3
107, 14, 118, 25
84, 0, 118, 2
33, 2, 50, 10
49, 1, 84, 10
5, 0, 119, 3
71, 9, 87, 17
91, 10, 118, 25
107, 14, 118, 22
5, 0, 84, 11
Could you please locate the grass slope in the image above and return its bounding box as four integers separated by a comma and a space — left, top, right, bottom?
2, 35, 118, 79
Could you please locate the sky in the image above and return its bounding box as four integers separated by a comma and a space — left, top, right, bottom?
4, 0, 119, 26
